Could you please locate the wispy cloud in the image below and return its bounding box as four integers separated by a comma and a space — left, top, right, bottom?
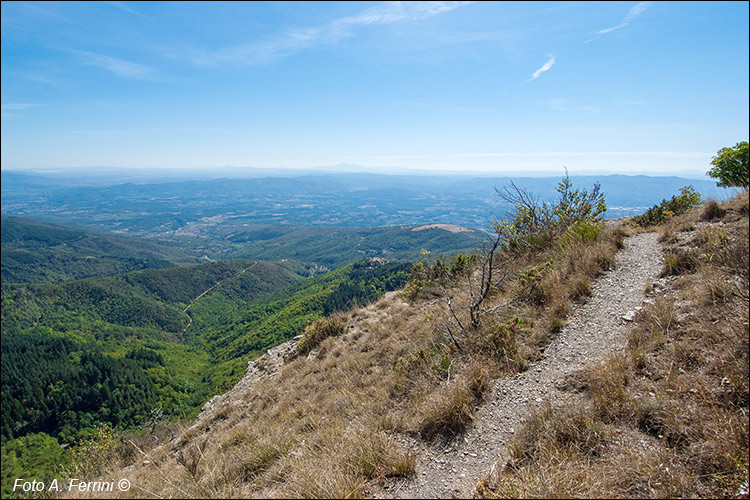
1, 103, 39, 118
586, 2, 652, 42
537, 97, 598, 113
526, 54, 555, 82
104, 1, 146, 18
337, 1, 470, 26
191, 1, 472, 67
68, 49, 161, 80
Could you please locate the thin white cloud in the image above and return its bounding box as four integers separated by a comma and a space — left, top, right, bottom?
192, 1, 472, 67
69, 49, 161, 80
526, 54, 555, 82
537, 97, 598, 113
586, 2, 652, 42
338, 1, 470, 26
1, 103, 37, 110
1, 103, 39, 118
105, 1, 147, 18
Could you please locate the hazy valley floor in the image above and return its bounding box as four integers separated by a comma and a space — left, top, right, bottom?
380, 231, 663, 499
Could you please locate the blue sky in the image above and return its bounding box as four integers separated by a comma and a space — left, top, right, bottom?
1, 1, 748, 175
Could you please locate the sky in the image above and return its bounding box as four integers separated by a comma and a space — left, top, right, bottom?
1, 1, 748, 175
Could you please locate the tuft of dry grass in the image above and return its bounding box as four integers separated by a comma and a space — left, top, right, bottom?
414, 375, 477, 440
296, 313, 347, 356
662, 248, 701, 276
507, 403, 608, 469
702, 199, 726, 221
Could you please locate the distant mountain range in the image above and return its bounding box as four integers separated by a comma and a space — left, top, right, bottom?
1, 169, 733, 239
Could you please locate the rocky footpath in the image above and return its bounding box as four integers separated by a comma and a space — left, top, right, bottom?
381, 231, 665, 499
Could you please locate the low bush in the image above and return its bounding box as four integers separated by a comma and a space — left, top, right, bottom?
632, 186, 702, 227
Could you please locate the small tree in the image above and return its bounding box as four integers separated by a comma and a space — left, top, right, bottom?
708, 141, 749, 189
495, 171, 607, 252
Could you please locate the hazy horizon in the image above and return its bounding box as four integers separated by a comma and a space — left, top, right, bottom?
1, 162, 717, 181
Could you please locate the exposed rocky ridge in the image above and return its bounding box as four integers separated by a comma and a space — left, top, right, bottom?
192, 335, 302, 426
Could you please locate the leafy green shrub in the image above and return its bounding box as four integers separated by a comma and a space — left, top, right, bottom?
495, 174, 607, 252
632, 186, 702, 227
557, 220, 603, 250
403, 250, 478, 301
66, 424, 120, 479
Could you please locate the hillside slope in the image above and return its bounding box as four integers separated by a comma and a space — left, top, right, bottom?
53, 193, 748, 499
1, 216, 197, 283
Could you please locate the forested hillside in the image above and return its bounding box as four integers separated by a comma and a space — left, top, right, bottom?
1, 255, 410, 447
1, 217, 197, 283
0, 213, 480, 456
1, 216, 485, 281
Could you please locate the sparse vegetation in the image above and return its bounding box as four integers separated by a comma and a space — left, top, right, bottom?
483, 190, 749, 499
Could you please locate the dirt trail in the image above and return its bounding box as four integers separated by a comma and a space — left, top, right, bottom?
383, 231, 663, 499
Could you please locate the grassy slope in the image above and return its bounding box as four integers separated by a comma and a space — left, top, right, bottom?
487, 192, 749, 498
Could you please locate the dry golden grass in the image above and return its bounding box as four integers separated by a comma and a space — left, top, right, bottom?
483, 193, 749, 499
62, 218, 638, 499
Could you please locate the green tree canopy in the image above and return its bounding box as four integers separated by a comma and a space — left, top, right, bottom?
708, 141, 749, 188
